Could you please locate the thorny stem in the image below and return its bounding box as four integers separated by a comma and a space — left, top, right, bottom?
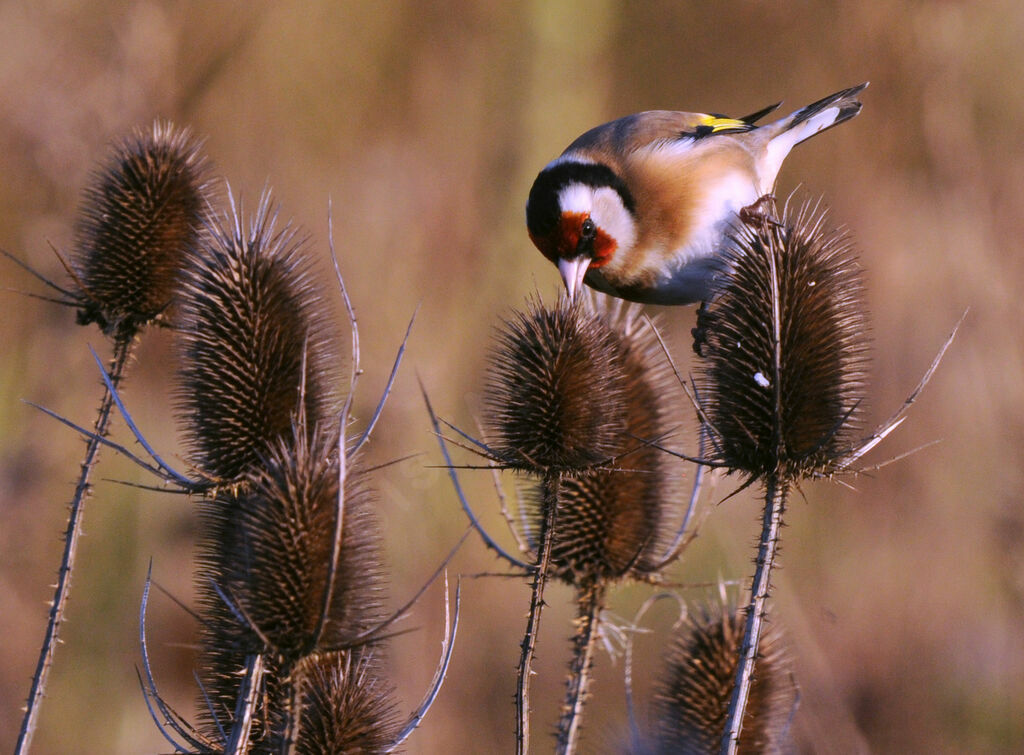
721, 476, 787, 754
516, 472, 561, 755
722, 223, 788, 753
225, 653, 266, 755
16, 335, 133, 755
280, 664, 305, 755
556, 582, 606, 755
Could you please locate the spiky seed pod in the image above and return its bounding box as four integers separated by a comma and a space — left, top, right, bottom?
293, 651, 399, 754
696, 198, 870, 481
651, 603, 790, 754
15, 123, 210, 754
177, 192, 337, 482
541, 305, 678, 585
195, 422, 385, 742
483, 298, 631, 472
72, 120, 210, 336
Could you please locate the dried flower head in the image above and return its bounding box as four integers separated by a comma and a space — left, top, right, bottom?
539, 304, 678, 585
294, 651, 399, 754
652, 602, 791, 754
481, 297, 680, 751
196, 421, 385, 742
483, 298, 631, 472
176, 192, 337, 482
72, 120, 210, 336
696, 198, 870, 481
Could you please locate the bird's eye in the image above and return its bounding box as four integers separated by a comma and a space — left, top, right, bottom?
580, 217, 596, 239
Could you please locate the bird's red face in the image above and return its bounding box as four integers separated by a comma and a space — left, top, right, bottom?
528, 211, 618, 269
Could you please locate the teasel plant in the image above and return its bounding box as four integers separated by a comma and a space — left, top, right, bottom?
118, 190, 460, 752
659, 602, 790, 754
424, 295, 697, 755
183, 413, 400, 752
621, 590, 793, 754
4, 121, 211, 754
685, 194, 963, 753
174, 191, 387, 750
175, 190, 337, 484
38, 184, 460, 751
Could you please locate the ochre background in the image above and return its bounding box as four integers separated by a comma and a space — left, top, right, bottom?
1, 3, 1021, 752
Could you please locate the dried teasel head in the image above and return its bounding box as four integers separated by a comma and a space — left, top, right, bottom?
696, 197, 870, 482
195, 421, 386, 742
176, 191, 338, 482
72, 120, 210, 337
535, 302, 679, 585
651, 602, 791, 754
483, 297, 632, 473
292, 650, 399, 754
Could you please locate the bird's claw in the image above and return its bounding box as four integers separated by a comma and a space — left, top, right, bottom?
692, 300, 714, 357
739, 194, 783, 228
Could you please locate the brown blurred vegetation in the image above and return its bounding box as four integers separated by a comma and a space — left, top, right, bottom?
1, 2, 1022, 753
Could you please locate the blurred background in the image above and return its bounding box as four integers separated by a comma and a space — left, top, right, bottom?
1, 1, 1022, 752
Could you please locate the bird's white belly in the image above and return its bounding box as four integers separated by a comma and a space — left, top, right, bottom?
639, 171, 761, 304
675, 171, 760, 266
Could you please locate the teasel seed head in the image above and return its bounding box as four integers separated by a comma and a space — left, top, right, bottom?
483, 297, 631, 472
651, 602, 791, 754
696, 197, 870, 482
538, 303, 679, 585
196, 421, 386, 740
177, 191, 338, 482
72, 120, 210, 337
292, 650, 399, 754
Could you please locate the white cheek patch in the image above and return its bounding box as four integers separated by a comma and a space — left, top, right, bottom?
590, 188, 636, 253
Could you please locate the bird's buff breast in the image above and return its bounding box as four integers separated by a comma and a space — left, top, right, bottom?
606, 163, 759, 292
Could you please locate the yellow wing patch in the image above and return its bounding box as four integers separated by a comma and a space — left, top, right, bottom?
692, 114, 753, 135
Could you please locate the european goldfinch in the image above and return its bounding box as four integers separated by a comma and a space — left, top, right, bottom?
526, 83, 867, 304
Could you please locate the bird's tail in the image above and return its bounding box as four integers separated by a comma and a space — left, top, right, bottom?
757, 83, 867, 183
771, 82, 868, 148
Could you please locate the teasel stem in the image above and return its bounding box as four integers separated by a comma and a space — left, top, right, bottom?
280, 670, 304, 755
16, 335, 132, 755
698, 198, 870, 751
556, 581, 606, 754
516, 472, 561, 755
223, 653, 265, 755
472, 295, 681, 752
723, 222, 786, 750
720, 219, 789, 754
16, 122, 209, 753
722, 477, 787, 754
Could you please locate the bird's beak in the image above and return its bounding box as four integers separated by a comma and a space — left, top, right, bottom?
558, 257, 590, 302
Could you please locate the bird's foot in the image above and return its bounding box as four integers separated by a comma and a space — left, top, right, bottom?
692, 300, 714, 357
739, 194, 782, 228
